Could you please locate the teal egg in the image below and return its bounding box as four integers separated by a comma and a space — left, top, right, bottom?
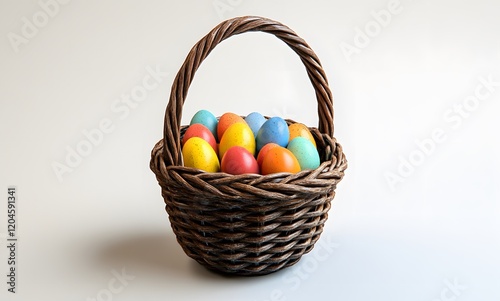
190, 110, 218, 140
287, 137, 320, 170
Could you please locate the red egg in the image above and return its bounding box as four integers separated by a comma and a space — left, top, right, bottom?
221, 146, 259, 175
182, 124, 217, 152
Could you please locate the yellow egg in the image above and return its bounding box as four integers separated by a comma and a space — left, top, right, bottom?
288, 123, 317, 148
182, 137, 220, 172
219, 122, 256, 159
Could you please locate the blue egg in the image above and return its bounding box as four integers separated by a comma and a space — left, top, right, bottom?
256, 117, 289, 152
245, 112, 267, 137
287, 137, 320, 171
190, 110, 218, 140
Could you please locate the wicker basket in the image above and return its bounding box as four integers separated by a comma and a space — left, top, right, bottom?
150, 16, 347, 276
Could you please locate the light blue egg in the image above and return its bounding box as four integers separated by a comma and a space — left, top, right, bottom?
256, 117, 289, 152
190, 110, 218, 140
245, 112, 267, 137
287, 137, 320, 170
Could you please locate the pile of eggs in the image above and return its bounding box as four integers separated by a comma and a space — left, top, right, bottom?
181, 110, 321, 175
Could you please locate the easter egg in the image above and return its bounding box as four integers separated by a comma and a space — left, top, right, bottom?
245, 112, 267, 137
261, 146, 301, 175
287, 137, 320, 171
219, 122, 256, 159
217, 112, 245, 141
182, 124, 217, 152
182, 137, 220, 172
256, 117, 289, 152
221, 146, 259, 175
256, 143, 279, 167
190, 110, 218, 140
288, 123, 317, 148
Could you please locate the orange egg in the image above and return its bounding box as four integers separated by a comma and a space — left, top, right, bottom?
217, 113, 245, 140
261, 146, 301, 175
288, 123, 317, 148
256, 143, 280, 167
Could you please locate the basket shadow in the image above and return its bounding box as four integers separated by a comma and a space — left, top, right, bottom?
93, 230, 259, 282
94, 231, 200, 278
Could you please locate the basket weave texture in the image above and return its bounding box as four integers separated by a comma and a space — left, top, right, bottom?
150, 16, 347, 276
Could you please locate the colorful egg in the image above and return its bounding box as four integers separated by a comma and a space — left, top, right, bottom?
287, 137, 320, 171
245, 112, 267, 137
182, 137, 220, 172
256, 117, 289, 152
261, 146, 301, 175
288, 123, 316, 148
256, 143, 280, 167
221, 146, 259, 175
217, 112, 245, 141
218, 122, 256, 159
182, 124, 217, 152
190, 110, 218, 141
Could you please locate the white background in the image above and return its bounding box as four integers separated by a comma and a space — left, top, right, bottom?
1, 0, 499, 300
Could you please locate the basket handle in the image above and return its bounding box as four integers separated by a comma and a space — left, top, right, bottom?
163, 16, 334, 167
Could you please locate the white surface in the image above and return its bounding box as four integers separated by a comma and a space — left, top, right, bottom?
1, 0, 499, 300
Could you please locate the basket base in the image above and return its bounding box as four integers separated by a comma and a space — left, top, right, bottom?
175, 231, 318, 276
199, 256, 302, 277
